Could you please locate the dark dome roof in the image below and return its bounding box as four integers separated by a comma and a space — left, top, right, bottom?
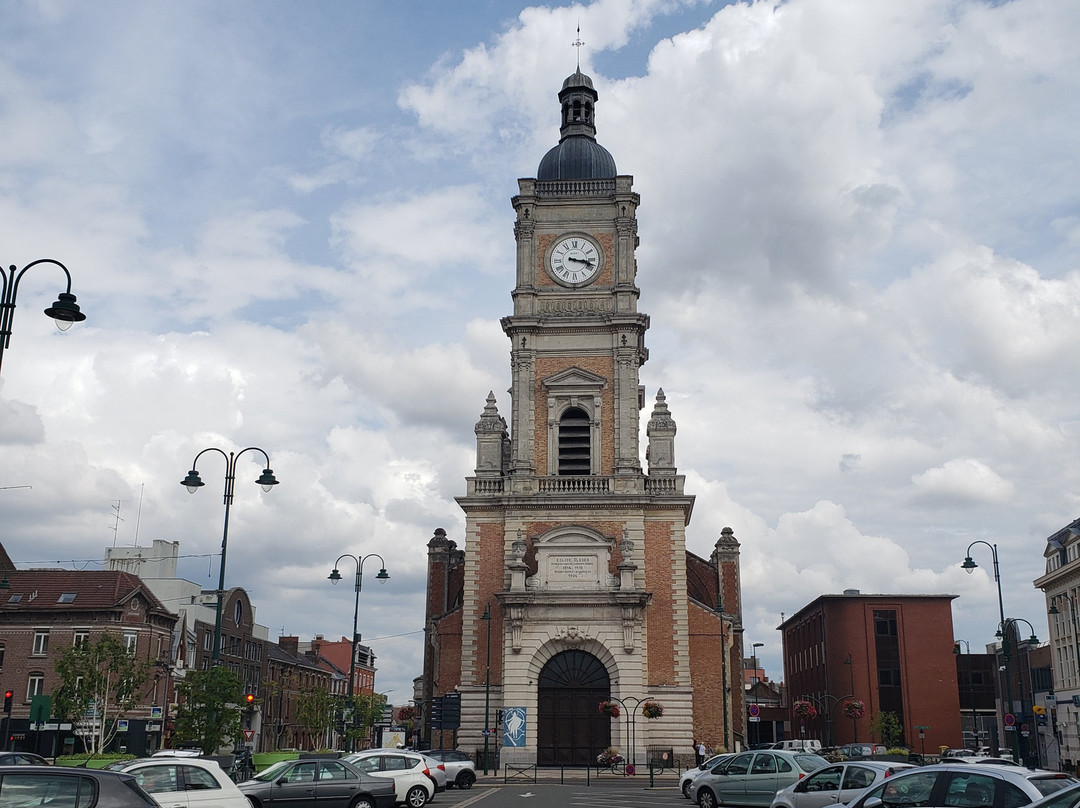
537, 137, 616, 180
536, 69, 617, 180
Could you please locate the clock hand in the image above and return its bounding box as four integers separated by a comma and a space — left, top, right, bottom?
568, 257, 594, 266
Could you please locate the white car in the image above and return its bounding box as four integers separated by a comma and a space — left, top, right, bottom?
112, 756, 249, 808
771, 760, 916, 808
681, 754, 734, 798
343, 750, 435, 808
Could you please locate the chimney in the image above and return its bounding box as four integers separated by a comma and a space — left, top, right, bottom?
278, 635, 299, 655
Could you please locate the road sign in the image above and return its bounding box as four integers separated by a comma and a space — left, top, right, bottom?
243, 730, 255, 741
1004, 713, 1016, 727
749, 716, 760, 722
748, 704, 760, 717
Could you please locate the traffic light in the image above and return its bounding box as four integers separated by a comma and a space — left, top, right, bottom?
3, 691, 12, 714
244, 694, 255, 711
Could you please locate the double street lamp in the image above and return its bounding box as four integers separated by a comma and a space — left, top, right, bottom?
961, 541, 1019, 762
0, 259, 86, 377
328, 553, 389, 752
181, 447, 279, 662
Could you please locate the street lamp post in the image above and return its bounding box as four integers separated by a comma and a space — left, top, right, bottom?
961, 542, 1018, 761
844, 655, 857, 743
181, 447, 279, 662
481, 604, 492, 774
328, 553, 389, 753
954, 639, 980, 751
0, 259, 86, 377
751, 642, 764, 746
998, 617, 1039, 765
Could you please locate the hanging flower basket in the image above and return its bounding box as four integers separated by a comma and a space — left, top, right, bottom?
641, 701, 664, 719
842, 699, 865, 720
396, 706, 417, 723
793, 699, 818, 719
599, 701, 621, 718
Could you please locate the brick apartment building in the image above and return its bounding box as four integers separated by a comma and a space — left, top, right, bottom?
780, 591, 963, 754
0, 562, 175, 756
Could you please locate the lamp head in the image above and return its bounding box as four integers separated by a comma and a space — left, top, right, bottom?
181, 469, 204, 493
44, 292, 86, 331
961, 556, 978, 574
1050, 603, 1060, 615
0, 575, 9, 590
481, 604, 491, 621
256, 468, 279, 493
328, 568, 343, 585
375, 567, 389, 583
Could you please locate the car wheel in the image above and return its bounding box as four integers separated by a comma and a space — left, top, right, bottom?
246, 799, 259, 808
406, 785, 429, 808
682, 780, 693, 798
351, 797, 375, 808
698, 789, 718, 808
456, 770, 476, 789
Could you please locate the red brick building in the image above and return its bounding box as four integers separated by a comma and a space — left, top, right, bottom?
0, 565, 175, 756
780, 591, 962, 754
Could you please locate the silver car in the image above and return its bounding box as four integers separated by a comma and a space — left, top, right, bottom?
691, 750, 829, 808
844, 764, 1076, 808
771, 760, 915, 808
682, 754, 735, 798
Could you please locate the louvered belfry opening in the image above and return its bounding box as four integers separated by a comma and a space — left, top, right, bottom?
558, 407, 591, 475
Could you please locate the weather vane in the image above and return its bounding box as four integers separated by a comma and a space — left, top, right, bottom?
573, 22, 585, 69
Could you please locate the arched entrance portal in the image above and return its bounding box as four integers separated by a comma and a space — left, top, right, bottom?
537, 650, 611, 766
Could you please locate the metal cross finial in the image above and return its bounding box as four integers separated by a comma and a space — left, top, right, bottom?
573, 22, 585, 70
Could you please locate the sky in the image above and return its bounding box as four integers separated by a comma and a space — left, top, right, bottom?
2, 0, 1079, 707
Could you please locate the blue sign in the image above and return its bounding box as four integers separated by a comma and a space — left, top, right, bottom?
504, 707, 527, 748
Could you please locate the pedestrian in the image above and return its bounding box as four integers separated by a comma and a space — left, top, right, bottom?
697, 740, 706, 766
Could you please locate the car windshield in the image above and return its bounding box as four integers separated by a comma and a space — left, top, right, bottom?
253, 760, 294, 781
794, 754, 829, 772
1031, 777, 1080, 797
1030, 784, 1080, 808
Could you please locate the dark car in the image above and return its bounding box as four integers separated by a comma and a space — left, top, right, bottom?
0, 753, 49, 766
238, 757, 396, 808
0, 764, 158, 807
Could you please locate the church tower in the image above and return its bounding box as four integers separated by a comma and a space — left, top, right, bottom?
437, 70, 738, 766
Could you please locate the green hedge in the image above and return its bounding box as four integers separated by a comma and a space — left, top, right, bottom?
253, 752, 300, 772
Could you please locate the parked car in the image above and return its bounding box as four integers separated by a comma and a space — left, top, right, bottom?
938, 755, 1021, 766
681, 754, 736, 798
0, 752, 49, 765
773, 741, 824, 753
843, 764, 1077, 808
832, 744, 888, 759
771, 760, 916, 808
238, 757, 396, 808
0, 764, 158, 807
418, 749, 477, 789
690, 750, 829, 808
342, 750, 436, 808
110, 756, 249, 808
1025, 781, 1080, 808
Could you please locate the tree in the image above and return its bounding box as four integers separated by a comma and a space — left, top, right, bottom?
349, 693, 389, 750
173, 666, 244, 754
296, 687, 336, 750
870, 710, 904, 748
53, 633, 152, 756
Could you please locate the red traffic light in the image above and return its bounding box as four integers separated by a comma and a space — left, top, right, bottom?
2, 690, 11, 713
245, 694, 254, 703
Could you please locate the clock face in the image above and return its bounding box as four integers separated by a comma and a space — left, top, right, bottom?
548, 235, 603, 286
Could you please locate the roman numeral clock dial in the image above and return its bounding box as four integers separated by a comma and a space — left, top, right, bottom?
547, 234, 603, 287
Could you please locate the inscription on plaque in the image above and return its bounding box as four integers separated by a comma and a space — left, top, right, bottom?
550, 555, 597, 582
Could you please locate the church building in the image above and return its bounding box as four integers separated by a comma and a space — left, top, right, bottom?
421, 69, 747, 767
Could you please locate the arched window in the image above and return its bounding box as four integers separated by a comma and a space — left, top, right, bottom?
558, 408, 591, 475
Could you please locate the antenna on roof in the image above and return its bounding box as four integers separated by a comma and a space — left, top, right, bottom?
110, 499, 125, 547
573, 21, 585, 70
133, 484, 145, 547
